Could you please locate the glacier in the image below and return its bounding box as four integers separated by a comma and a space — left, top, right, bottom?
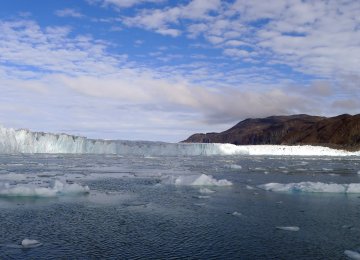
1, 125, 360, 156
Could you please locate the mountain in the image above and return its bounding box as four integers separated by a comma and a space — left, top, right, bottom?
183, 114, 360, 150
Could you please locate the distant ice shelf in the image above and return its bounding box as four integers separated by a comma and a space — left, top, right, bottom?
0, 125, 359, 156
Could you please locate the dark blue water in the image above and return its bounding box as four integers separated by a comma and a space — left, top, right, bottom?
0, 154, 360, 259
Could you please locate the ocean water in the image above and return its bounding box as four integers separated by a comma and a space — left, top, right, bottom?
1, 154, 360, 259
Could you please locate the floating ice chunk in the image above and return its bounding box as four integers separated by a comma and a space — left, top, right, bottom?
228, 164, 242, 169
344, 250, 360, 260
322, 168, 333, 171
254, 167, 266, 171
347, 184, 360, 193
357, 171, 360, 175
259, 182, 360, 193
0, 180, 90, 197
276, 226, 300, 231
197, 195, 211, 199
246, 185, 254, 190
0, 173, 27, 181
191, 174, 232, 186
342, 225, 354, 229
199, 188, 215, 194
232, 211, 242, 217
165, 174, 232, 186
54, 180, 90, 195
21, 239, 42, 248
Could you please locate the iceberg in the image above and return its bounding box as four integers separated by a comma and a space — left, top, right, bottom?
259, 182, 360, 193
0, 125, 360, 156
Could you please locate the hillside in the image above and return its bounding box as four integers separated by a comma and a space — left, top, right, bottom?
183, 114, 360, 150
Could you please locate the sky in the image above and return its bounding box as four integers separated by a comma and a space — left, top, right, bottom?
0, 0, 359, 142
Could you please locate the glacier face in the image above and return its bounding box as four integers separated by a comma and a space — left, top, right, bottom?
0, 126, 359, 156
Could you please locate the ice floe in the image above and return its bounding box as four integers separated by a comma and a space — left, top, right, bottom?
232, 211, 242, 217
164, 174, 232, 186
276, 226, 300, 231
227, 164, 242, 169
21, 239, 42, 248
199, 187, 215, 194
0, 180, 89, 197
344, 250, 360, 260
259, 182, 360, 193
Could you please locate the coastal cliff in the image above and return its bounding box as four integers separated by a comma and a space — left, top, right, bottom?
183, 114, 360, 150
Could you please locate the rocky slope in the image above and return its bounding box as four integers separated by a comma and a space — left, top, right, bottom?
183, 114, 360, 150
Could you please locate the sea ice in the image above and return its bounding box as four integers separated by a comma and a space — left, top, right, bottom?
228, 164, 242, 169
197, 195, 211, 199
259, 182, 360, 193
344, 250, 360, 260
21, 239, 42, 248
276, 226, 300, 231
199, 188, 215, 194
191, 174, 232, 186
165, 174, 232, 186
0, 173, 28, 181
232, 211, 242, 217
0, 180, 90, 197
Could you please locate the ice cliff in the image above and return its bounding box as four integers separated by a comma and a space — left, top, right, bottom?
0, 126, 359, 156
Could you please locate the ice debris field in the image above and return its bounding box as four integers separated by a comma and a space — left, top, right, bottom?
1, 126, 360, 156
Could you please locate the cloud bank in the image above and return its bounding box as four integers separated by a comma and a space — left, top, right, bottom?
0, 0, 359, 141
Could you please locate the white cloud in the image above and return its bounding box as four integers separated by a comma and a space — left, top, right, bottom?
1, 14, 359, 141
155, 28, 181, 37
123, 0, 221, 36
225, 40, 247, 47
0, 19, 314, 136
0, 20, 121, 76
55, 8, 84, 18
121, 0, 360, 80
95, 0, 164, 8
223, 48, 249, 58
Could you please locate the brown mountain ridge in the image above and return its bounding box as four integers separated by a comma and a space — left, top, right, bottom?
183, 114, 360, 151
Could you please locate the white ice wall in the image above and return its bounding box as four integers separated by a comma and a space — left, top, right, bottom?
0, 126, 359, 156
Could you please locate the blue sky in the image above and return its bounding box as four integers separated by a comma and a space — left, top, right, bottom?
0, 0, 359, 141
